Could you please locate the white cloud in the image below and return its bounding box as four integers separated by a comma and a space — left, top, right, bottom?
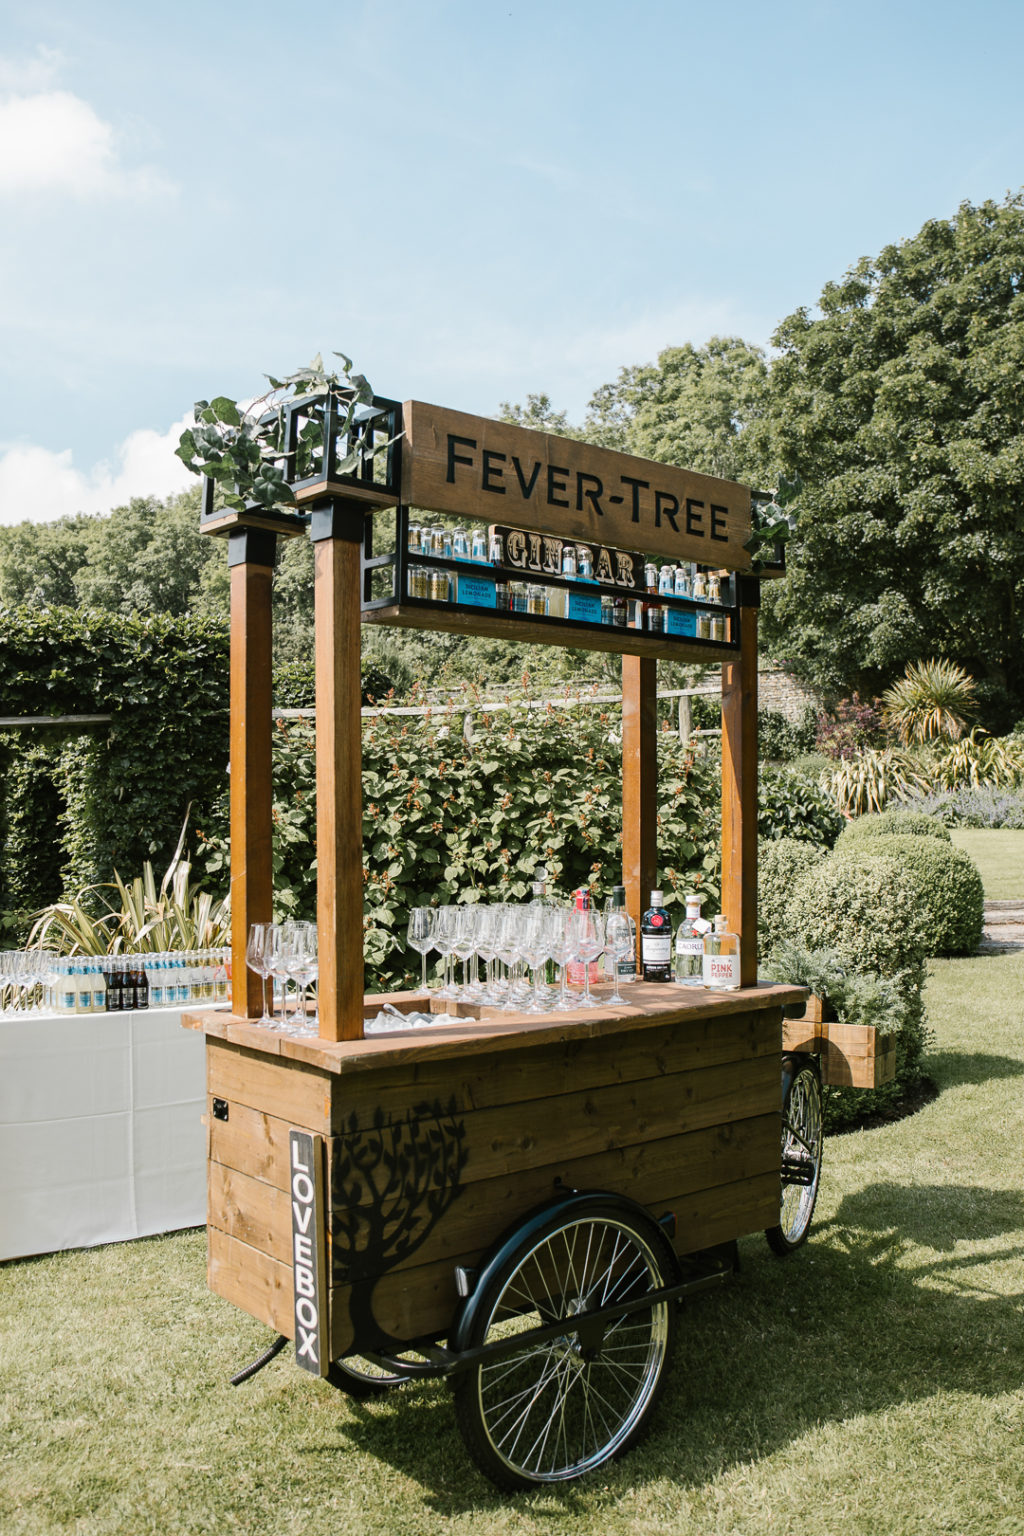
0, 86, 168, 199
0, 416, 196, 524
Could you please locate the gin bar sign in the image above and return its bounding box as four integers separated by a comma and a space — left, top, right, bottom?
289, 1130, 329, 1377
402, 400, 752, 569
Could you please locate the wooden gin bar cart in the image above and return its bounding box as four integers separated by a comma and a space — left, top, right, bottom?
185, 395, 817, 1490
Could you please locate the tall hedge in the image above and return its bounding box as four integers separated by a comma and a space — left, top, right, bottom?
0, 607, 229, 912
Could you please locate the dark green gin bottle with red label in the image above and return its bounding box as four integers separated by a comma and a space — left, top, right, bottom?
640, 889, 672, 982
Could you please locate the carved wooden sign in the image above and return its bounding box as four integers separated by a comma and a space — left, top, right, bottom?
401, 400, 752, 569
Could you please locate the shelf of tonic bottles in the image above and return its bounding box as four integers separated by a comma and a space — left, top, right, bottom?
0, 948, 230, 1262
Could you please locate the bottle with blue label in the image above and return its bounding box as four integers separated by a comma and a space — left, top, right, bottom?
59, 961, 77, 1015
146, 955, 166, 1009
75, 964, 92, 1015
89, 961, 106, 1013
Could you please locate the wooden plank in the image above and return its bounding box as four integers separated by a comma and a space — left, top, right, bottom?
208, 1225, 294, 1337
184, 985, 800, 1076
326, 1053, 779, 1200
207, 1039, 333, 1133
622, 655, 658, 941
328, 1113, 779, 1287
721, 600, 758, 986
334, 1008, 779, 1126
229, 543, 275, 1018
313, 523, 365, 1041
782, 1019, 826, 1055
400, 401, 752, 569
328, 1166, 782, 1358
362, 601, 735, 661
208, 1100, 295, 1189
209, 1159, 291, 1264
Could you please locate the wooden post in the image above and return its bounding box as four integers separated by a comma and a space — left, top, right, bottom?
622, 655, 658, 940
227, 528, 276, 1018
310, 500, 365, 1041
721, 581, 759, 986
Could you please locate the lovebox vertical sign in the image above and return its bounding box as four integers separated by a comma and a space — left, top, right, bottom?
289, 1130, 329, 1376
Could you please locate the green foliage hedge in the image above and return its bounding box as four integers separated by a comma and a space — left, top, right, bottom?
785, 849, 932, 1123
841, 834, 983, 957
839, 809, 952, 843
757, 837, 826, 959
196, 708, 843, 992
0, 608, 229, 916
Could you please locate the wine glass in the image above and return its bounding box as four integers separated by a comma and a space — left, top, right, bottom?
245, 923, 275, 1025
453, 907, 481, 999
284, 922, 318, 1036
406, 908, 435, 994
547, 906, 577, 1011
604, 910, 634, 1006
569, 909, 604, 1008
432, 906, 459, 999
521, 907, 551, 1014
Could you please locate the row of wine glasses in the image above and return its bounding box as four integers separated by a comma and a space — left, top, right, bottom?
406, 904, 636, 1012
0, 950, 60, 1016
245, 922, 318, 1035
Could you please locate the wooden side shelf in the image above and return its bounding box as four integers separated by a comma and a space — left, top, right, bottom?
782, 1004, 896, 1089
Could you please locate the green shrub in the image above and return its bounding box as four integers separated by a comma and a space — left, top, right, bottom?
837, 834, 983, 957
758, 764, 844, 847
838, 809, 952, 844
758, 707, 817, 762
757, 838, 826, 961
786, 849, 932, 1121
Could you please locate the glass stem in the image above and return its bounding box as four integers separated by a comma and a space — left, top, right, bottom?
421, 950, 428, 991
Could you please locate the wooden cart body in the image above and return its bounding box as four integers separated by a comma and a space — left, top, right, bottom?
188, 983, 801, 1359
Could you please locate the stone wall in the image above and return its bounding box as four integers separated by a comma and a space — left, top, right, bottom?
758, 665, 819, 723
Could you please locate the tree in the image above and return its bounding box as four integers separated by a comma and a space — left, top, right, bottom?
586, 337, 771, 483
763, 194, 1024, 727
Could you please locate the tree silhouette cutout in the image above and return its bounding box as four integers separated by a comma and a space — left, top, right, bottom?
330, 1096, 469, 1349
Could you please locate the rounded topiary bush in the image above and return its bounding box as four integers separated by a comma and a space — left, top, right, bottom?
787, 850, 931, 975
839, 809, 952, 844
837, 834, 983, 956
758, 837, 826, 961
787, 849, 933, 1117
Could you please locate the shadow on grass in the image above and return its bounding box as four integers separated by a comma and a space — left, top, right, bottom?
926, 1049, 1024, 1089
301, 1177, 1024, 1512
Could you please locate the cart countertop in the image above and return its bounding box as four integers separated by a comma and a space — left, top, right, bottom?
183, 982, 806, 1076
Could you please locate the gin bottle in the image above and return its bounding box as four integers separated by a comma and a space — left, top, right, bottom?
640, 889, 672, 982
703, 914, 741, 990
673, 894, 710, 985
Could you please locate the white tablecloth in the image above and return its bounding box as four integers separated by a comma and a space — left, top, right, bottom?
0, 1006, 208, 1262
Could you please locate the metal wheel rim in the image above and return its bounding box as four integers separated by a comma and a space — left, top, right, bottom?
779, 1070, 822, 1243
472, 1217, 670, 1483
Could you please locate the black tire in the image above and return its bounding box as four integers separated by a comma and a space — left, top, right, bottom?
326, 1356, 410, 1399
451, 1195, 677, 1490
766, 1055, 823, 1256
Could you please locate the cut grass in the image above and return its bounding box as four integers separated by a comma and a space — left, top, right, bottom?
949, 827, 1024, 899
2, 952, 1023, 1535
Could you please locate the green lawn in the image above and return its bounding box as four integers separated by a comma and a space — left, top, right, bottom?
949, 827, 1024, 899
3, 951, 1024, 1536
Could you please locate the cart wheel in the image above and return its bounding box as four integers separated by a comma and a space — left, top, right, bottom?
451, 1195, 677, 1490
766, 1054, 823, 1256
326, 1356, 409, 1399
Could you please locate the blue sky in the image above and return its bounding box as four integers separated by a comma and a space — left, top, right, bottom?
1, 0, 1022, 521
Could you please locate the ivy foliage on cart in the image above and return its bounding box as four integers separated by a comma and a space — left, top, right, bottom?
0, 608, 229, 931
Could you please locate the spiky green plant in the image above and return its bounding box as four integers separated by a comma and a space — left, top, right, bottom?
881, 658, 978, 745
820, 747, 927, 817
28, 820, 230, 955
931, 728, 1024, 790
